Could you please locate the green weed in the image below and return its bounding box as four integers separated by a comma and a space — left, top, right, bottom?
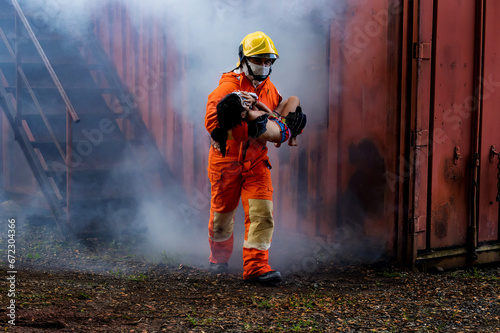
127, 273, 147, 282
27, 253, 41, 260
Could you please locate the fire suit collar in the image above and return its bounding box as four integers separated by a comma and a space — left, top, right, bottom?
219, 71, 241, 85
239, 73, 269, 94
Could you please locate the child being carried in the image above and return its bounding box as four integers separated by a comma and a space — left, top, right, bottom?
211, 91, 307, 156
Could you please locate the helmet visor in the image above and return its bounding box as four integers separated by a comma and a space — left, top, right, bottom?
249, 53, 278, 60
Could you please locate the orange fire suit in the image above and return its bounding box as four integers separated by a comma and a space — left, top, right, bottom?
205, 71, 282, 279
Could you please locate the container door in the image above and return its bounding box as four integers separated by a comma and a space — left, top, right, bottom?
426, 0, 477, 250
412, 0, 479, 258
413, 0, 500, 267
477, 0, 500, 245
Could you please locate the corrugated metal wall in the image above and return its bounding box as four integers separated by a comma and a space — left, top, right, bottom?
3, 0, 500, 267
92, 1, 403, 259
2, 1, 405, 259
92, 3, 203, 199
427, 0, 476, 250
478, 0, 500, 244
328, 0, 403, 258
92, 4, 339, 240
410, 0, 500, 267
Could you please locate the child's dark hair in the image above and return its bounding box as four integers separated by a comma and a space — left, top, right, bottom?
211, 93, 245, 157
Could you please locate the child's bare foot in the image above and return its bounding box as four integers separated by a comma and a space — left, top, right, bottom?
275, 142, 282, 148
288, 136, 298, 146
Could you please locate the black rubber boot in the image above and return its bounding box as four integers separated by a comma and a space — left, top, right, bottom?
244, 271, 282, 286
208, 262, 228, 274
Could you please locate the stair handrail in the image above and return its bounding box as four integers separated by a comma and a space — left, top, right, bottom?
0, 85, 70, 238
0, 23, 67, 162
10, 0, 80, 123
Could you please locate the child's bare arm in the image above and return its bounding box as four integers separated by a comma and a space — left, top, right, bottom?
254, 101, 272, 114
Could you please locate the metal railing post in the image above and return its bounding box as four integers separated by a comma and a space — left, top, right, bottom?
14, 9, 21, 130
66, 107, 73, 227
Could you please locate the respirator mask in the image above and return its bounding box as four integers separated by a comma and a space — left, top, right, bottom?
243, 58, 272, 83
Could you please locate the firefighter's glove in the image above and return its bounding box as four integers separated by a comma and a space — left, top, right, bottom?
247, 114, 269, 138
284, 106, 307, 138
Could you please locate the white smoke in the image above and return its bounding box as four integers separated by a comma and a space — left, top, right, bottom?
19, 0, 341, 117
9, 0, 352, 270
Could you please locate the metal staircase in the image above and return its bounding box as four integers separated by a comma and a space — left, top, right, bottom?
0, 0, 173, 239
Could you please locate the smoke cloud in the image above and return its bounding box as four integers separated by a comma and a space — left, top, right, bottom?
19, 0, 341, 118
3, 0, 389, 273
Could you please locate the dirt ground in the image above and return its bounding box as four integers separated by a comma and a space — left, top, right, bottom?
1, 222, 500, 333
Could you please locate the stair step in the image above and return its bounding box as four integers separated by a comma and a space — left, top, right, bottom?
24, 115, 125, 140
0, 54, 86, 65
0, 58, 102, 69
16, 91, 115, 116
0, 24, 65, 41
25, 139, 142, 174
0, 41, 87, 66
0, 12, 81, 39
0, 61, 103, 70
21, 112, 122, 122
0, 61, 109, 87
31, 140, 129, 165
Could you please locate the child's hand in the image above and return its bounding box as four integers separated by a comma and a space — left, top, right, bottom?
211, 138, 221, 152
240, 92, 257, 107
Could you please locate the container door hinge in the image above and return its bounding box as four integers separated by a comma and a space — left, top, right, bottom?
412, 129, 428, 147
412, 216, 426, 233
413, 42, 431, 60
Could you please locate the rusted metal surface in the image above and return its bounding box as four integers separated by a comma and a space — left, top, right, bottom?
478, 0, 500, 243
92, 3, 201, 198
468, 0, 486, 260
412, 0, 500, 267
327, 0, 402, 257
409, 0, 433, 260
426, 0, 476, 249
2, 0, 500, 267
87, 1, 404, 257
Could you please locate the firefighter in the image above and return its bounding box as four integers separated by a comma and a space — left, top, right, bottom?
205, 31, 306, 285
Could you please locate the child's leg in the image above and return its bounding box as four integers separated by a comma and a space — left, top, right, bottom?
274, 96, 300, 118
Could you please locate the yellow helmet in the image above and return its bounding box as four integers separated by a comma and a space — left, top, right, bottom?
237, 31, 279, 67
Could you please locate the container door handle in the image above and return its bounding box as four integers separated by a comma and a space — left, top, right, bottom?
453, 146, 462, 165
490, 146, 500, 202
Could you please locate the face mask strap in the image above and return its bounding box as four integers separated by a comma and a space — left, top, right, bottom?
243, 58, 272, 82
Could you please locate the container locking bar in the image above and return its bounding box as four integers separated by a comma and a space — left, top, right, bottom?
491, 146, 500, 202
